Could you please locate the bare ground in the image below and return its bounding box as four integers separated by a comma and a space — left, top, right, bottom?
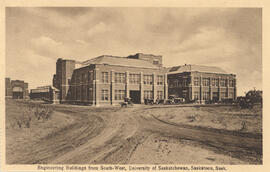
5, 100, 262, 164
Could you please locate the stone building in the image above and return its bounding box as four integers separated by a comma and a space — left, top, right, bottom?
53, 53, 168, 106
5, 78, 29, 99
167, 64, 237, 103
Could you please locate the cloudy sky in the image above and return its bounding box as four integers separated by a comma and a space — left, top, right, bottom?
6, 7, 262, 95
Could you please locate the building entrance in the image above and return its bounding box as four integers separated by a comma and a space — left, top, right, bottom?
130, 90, 140, 104
12, 86, 24, 99
13, 92, 23, 99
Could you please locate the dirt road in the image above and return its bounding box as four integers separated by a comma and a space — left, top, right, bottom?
7, 103, 262, 164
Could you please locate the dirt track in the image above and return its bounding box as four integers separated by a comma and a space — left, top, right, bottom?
7, 103, 262, 164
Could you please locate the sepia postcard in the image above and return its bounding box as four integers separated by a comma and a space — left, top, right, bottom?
0, 0, 269, 172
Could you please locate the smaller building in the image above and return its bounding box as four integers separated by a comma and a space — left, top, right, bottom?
167, 64, 237, 104
5, 78, 29, 99
30, 85, 60, 104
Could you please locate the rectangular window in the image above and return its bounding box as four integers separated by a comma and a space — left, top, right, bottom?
194, 77, 199, 86
102, 72, 109, 83
202, 92, 210, 100
129, 74, 140, 84
115, 90, 125, 100
194, 91, 199, 100
202, 78, 210, 86
212, 78, 219, 87
143, 75, 153, 85
182, 79, 187, 87
81, 74, 84, 82
153, 60, 159, 65
88, 71, 91, 81
173, 80, 179, 87
212, 92, 218, 99
221, 92, 226, 98
76, 73, 80, 83
88, 71, 93, 82
115, 73, 125, 83
168, 81, 174, 88
157, 91, 163, 99
182, 90, 187, 98
228, 92, 234, 98
157, 75, 163, 85
101, 89, 109, 101
144, 91, 153, 99
88, 87, 93, 100
220, 79, 226, 87
229, 80, 235, 87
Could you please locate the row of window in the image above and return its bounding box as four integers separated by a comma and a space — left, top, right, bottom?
143, 91, 163, 99
101, 90, 164, 101
103, 72, 164, 85
74, 71, 94, 83
193, 77, 235, 87
193, 91, 235, 100
169, 79, 188, 88
102, 90, 126, 100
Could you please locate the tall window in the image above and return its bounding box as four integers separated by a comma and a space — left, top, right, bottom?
202, 92, 210, 100
143, 75, 153, 85
212, 92, 218, 99
102, 72, 109, 83
88, 71, 93, 81
202, 78, 210, 86
81, 73, 85, 82
221, 92, 226, 98
229, 80, 235, 87
129, 74, 140, 84
182, 79, 188, 87
76, 73, 80, 83
101, 89, 109, 101
157, 75, 163, 85
157, 91, 163, 99
169, 81, 174, 88
212, 78, 219, 87
144, 91, 153, 99
173, 80, 179, 87
194, 91, 199, 100
115, 90, 125, 100
115, 73, 125, 83
194, 77, 199, 86
220, 79, 226, 87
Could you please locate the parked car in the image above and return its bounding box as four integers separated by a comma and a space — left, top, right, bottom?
120, 97, 133, 107
144, 98, 154, 105
165, 95, 185, 105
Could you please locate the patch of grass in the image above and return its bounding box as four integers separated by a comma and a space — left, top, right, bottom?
14, 103, 54, 129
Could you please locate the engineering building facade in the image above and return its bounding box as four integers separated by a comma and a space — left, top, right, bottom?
167, 64, 237, 103
5, 78, 29, 99
53, 53, 168, 106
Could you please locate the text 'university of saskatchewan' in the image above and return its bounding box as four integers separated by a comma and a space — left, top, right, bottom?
37, 165, 227, 171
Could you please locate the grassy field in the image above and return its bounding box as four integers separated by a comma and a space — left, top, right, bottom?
150, 105, 262, 135
5, 99, 76, 163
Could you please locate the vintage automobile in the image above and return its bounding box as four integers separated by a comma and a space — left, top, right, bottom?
120, 97, 134, 107
144, 98, 154, 105
165, 95, 185, 105
236, 96, 253, 109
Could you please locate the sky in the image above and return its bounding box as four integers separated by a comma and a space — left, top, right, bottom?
6, 7, 262, 95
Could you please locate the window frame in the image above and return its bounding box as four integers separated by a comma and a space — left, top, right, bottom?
101, 72, 109, 83
115, 73, 126, 83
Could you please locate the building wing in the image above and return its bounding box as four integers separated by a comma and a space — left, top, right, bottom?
168, 64, 227, 74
